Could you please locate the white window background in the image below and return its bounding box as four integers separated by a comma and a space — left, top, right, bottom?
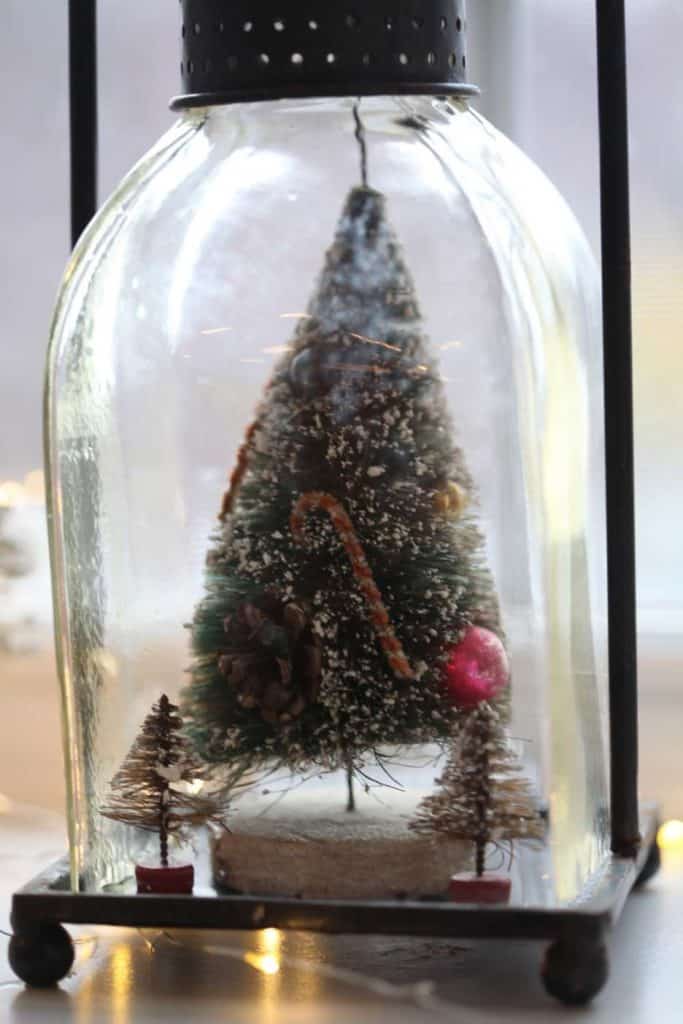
1, 0, 680, 658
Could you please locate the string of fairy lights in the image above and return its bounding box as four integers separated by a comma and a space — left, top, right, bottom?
0, 470, 45, 509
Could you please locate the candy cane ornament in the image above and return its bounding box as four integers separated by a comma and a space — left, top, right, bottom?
290, 491, 415, 681
219, 382, 274, 521
219, 417, 261, 521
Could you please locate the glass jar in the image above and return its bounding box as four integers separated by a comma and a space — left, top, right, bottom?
46, 94, 608, 902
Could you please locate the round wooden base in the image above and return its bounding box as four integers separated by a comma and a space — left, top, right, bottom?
212, 804, 469, 899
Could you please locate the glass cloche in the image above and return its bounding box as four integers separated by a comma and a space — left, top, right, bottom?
45, 3, 608, 905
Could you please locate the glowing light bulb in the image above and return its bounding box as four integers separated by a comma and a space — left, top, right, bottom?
244, 951, 281, 975
260, 927, 281, 954
658, 820, 683, 851
0, 481, 25, 508
23, 469, 45, 503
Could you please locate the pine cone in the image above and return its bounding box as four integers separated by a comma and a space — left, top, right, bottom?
218, 596, 321, 725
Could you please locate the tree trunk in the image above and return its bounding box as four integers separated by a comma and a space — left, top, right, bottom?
158, 694, 171, 867
159, 788, 169, 868
474, 708, 491, 878
345, 758, 356, 813
475, 837, 486, 878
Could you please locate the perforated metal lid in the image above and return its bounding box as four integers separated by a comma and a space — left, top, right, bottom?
171, 1, 475, 109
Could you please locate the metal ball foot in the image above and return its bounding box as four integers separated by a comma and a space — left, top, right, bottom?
636, 836, 661, 888
9, 922, 75, 987
541, 937, 609, 1006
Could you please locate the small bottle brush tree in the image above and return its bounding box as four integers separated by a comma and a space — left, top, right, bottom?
183, 184, 507, 821
101, 694, 219, 894
411, 698, 544, 903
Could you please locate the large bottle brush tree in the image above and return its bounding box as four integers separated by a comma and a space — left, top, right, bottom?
182, 163, 540, 894
101, 694, 222, 894
185, 186, 500, 767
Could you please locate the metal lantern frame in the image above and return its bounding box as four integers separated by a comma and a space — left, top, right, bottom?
9, 0, 659, 1005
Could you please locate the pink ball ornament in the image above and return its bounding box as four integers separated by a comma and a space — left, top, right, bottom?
443, 626, 510, 709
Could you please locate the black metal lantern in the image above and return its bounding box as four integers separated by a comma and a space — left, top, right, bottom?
9, 0, 658, 1006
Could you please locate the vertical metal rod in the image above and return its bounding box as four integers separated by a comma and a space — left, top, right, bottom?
596, 0, 640, 857
352, 101, 369, 188
69, 0, 98, 248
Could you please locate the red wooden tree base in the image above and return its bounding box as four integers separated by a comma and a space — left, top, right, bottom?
448, 872, 511, 905
135, 864, 194, 895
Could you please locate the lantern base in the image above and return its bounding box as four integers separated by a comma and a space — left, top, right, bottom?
8, 804, 659, 1007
